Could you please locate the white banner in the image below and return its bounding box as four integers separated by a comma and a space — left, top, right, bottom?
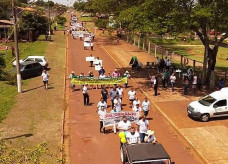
103, 111, 139, 127
86, 56, 95, 62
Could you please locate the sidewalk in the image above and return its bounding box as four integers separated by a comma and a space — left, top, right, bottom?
98, 35, 228, 164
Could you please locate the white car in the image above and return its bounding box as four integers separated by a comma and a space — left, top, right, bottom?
13, 56, 48, 67
187, 88, 228, 122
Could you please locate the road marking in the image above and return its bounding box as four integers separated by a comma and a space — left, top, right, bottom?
101, 44, 208, 164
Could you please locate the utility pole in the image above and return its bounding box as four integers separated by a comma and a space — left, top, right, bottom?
12, 0, 22, 93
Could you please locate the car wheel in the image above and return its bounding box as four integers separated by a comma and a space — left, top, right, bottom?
120, 147, 127, 164
200, 114, 210, 122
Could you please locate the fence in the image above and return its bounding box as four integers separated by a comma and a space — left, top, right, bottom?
123, 34, 227, 84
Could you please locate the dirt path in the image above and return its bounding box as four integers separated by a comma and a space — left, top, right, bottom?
0, 32, 66, 163
66, 22, 204, 163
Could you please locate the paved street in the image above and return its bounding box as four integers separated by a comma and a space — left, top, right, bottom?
66, 23, 204, 163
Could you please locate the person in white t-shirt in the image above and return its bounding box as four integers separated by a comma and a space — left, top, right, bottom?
41, 70, 49, 90
128, 87, 136, 108
133, 104, 142, 113
126, 127, 140, 144
118, 116, 131, 132
170, 73, 176, 92
98, 106, 107, 134
192, 73, 197, 94
113, 96, 122, 112
97, 98, 107, 112
142, 97, 150, 117
117, 85, 124, 100
137, 117, 149, 142
144, 130, 157, 143
133, 97, 140, 109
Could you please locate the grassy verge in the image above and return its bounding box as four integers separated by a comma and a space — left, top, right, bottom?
79, 16, 94, 22
0, 36, 48, 122
0, 32, 66, 163
0, 35, 48, 70
149, 38, 228, 71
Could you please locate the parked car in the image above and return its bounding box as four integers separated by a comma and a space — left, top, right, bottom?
11, 61, 43, 79
12, 56, 48, 67
187, 88, 228, 122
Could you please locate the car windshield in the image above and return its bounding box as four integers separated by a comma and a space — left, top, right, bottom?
198, 96, 216, 106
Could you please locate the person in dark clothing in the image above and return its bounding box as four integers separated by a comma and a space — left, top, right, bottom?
101, 87, 109, 102
153, 75, 158, 96
82, 84, 89, 106
99, 67, 105, 76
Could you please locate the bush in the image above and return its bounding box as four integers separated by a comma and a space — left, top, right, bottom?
3, 72, 17, 85
95, 19, 108, 29
0, 55, 6, 80
57, 16, 67, 25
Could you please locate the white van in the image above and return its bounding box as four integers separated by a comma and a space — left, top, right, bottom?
187, 88, 228, 122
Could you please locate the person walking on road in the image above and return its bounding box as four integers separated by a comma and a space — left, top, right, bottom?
41, 70, 49, 90
137, 116, 149, 142
170, 73, 176, 92
101, 87, 109, 102
123, 70, 130, 88
144, 130, 157, 143
183, 77, 189, 95
133, 97, 140, 109
117, 116, 131, 132
153, 75, 158, 96
126, 127, 141, 144
192, 73, 197, 94
128, 87, 136, 108
142, 97, 150, 117
110, 86, 119, 108
82, 84, 89, 106
98, 106, 106, 134
117, 85, 124, 101
113, 95, 122, 112
97, 98, 107, 112
91, 42, 94, 51
68, 71, 76, 92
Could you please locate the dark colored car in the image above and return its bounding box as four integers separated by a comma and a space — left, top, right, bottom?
121, 143, 175, 164
12, 61, 43, 79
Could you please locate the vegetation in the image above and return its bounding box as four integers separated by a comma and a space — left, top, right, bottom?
56, 16, 67, 26
95, 19, 108, 29
89, 0, 228, 88
0, 140, 63, 163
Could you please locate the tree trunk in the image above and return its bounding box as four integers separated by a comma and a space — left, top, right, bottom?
206, 46, 218, 89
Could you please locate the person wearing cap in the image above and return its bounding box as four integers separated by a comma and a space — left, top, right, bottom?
142, 97, 150, 117
123, 70, 130, 88
126, 127, 141, 144
69, 71, 77, 92
82, 84, 89, 106
145, 130, 157, 143
98, 106, 107, 134
97, 98, 107, 112
137, 116, 149, 142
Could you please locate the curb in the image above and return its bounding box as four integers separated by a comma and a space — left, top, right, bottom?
101, 45, 208, 164
62, 30, 70, 164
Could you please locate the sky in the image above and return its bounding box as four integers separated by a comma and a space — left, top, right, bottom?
43, 0, 76, 6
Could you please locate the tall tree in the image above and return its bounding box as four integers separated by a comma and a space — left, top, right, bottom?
118, 0, 228, 88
